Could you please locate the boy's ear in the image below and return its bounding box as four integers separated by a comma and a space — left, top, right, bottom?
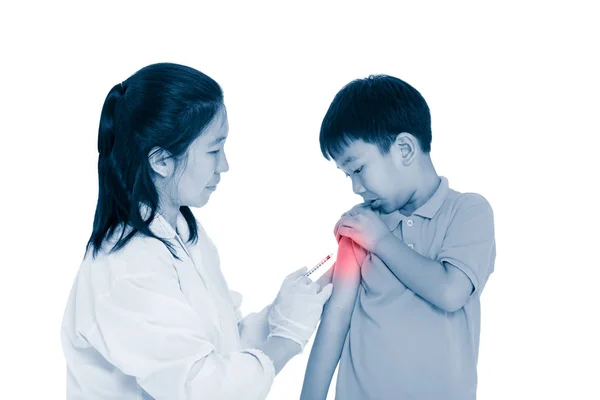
148, 146, 175, 177
392, 132, 417, 166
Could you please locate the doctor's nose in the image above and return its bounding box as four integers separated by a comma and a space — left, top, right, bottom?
217, 151, 229, 173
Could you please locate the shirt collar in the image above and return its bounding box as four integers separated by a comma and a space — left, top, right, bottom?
140, 203, 188, 240
412, 176, 449, 219
379, 176, 449, 230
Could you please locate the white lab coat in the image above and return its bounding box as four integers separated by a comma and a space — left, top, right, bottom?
61, 208, 275, 399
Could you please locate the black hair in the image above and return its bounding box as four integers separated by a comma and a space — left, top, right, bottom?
87, 63, 224, 258
319, 74, 431, 160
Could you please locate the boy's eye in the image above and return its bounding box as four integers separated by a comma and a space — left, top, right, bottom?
208, 149, 220, 155
343, 166, 363, 178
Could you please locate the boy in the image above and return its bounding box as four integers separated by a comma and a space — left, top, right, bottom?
301, 75, 496, 399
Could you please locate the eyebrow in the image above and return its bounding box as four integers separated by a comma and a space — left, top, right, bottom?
209, 136, 227, 147
341, 155, 358, 167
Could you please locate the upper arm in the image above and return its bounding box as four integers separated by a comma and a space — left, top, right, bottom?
301, 238, 364, 400
329, 237, 364, 311
437, 193, 496, 304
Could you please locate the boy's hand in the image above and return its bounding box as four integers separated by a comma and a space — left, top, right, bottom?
333, 204, 375, 242
333, 204, 364, 243
334, 204, 391, 252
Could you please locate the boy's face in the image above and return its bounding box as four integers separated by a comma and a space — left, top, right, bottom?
334, 137, 416, 214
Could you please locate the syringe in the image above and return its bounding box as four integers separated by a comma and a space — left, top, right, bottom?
305, 253, 334, 277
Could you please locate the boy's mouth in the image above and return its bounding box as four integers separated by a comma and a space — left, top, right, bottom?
367, 199, 381, 208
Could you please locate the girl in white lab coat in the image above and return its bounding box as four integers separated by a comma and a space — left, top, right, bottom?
61, 63, 333, 400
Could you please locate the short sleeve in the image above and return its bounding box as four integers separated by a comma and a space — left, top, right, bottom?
436, 193, 496, 295
86, 255, 274, 400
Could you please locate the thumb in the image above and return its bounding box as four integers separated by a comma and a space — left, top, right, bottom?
317, 283, 333, 302
286, 266, 308, 280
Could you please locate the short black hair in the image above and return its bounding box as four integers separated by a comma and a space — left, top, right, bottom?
319, 74, 432, 160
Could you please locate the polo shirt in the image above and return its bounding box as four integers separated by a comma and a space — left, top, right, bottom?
335, 176, 496, 400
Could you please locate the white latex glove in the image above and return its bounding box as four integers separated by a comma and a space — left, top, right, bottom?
267, 266, 334, 351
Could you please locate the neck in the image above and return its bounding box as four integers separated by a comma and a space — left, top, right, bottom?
400, 155, 440, 216
154, 179, 180, 230
158, 200, 180, 231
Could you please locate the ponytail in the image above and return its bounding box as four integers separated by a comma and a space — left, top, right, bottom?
87, 83, 129, 257
98, 83, 123, 157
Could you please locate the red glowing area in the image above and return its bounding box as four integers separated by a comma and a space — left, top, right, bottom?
333, 236, 368, 282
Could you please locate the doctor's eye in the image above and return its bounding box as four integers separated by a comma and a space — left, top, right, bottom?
208, 149, 220, 155
353, 166, 363, 174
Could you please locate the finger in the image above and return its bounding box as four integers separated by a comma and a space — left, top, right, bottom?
293, 279, 320, 295
358, 206, 376, 217
333, 219, 341, 238
295, 275, 313, 285
349, 206, 363, 216
338, 216, 357, 230
337, 226, 354, 238
334, 218, 350, 242
317, 283, 334, 302
307, 281, 320, 294
315, 264, 335, 288
337, 216, 354, 226
350, 203, 369, 215
286, 266, 308, 280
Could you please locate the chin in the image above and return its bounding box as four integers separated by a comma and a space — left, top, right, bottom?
379, 205, 394, 214
186, 196, 210, 209
379, 201, 400, 214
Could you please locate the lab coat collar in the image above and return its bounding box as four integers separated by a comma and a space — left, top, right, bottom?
140, 203, 190, 241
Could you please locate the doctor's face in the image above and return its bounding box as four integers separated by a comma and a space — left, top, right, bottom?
173, 108, 230, 208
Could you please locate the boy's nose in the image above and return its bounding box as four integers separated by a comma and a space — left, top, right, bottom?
352, 177, 366, 195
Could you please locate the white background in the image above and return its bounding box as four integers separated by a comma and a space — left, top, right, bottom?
1, 1, 599, 398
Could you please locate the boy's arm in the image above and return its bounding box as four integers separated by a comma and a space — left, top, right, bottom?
300, 237, 365, 400
374, 193, 495, 312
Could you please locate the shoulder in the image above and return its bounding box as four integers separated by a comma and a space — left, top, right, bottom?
114, 235, 175, 276
177, 211, 210, 242
434, 187, 495, 235
444, 186, 493, 215
456, 192, 493, 213
88, 233, 177, 287
445, 191, 495, 236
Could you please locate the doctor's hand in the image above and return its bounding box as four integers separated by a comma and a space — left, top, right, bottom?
267, 267, 333, 351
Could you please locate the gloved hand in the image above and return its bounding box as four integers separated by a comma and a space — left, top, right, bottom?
267, 266, 334, 351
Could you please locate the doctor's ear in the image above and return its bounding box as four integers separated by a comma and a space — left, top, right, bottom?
391, 133, 418, 166
148, 147, 175, 178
